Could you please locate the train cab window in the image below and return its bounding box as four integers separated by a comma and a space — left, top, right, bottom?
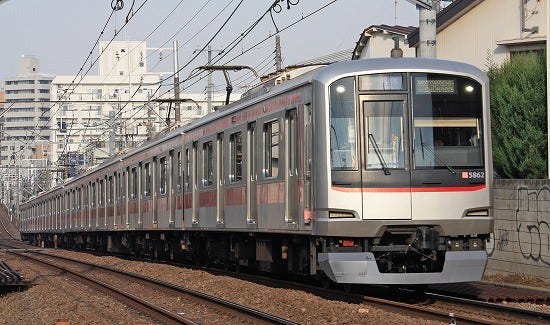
229, 132, 243, 182
364, 101, 405, 169
130, 167, 138, 199
263, 120, 279, 178
359, 73, 405, 91
411, 74, 484, 169
184, 148, 190, 191
144, 162, 152, 197
329, 77, 358, 170
159, 156, 168, 195
203, 141, 213, 186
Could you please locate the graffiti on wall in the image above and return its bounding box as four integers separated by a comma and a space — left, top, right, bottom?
514, 186, 550, 266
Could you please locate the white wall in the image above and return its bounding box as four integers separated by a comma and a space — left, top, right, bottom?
436, 0, 547, 68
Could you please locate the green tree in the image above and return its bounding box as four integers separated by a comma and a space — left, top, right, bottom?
488, 52, 547, 179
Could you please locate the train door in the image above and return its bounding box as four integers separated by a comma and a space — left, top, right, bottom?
285, 109, 298, 224
216, 133, 225, 224
157, 155, 169, 228
169, 150, 177, 227
192, 142, 199, 224
360, 94, 411, 220
152, 157, 159, 226
247, 122, 257, 224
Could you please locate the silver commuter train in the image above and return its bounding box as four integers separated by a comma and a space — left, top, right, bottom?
19, 58, 493, 285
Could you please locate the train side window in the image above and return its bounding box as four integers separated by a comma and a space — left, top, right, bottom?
90, 182, 97, 207
248, 122, 256, 180
230, 131, 243, 183
108, 176, 114, 204
130, 167, 138, 199
159, 156, 168, 195
118, 171, 126, 200
286, 109, 298, 175
203, 141, 213, 186
99, 179, 104, 207
144, 162, 152, 197
176, 151, 182, 193
184, 148, 190, 191
263, 120, 279, 178
77, 187, 82, 210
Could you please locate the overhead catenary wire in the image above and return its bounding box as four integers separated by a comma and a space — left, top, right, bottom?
5, 0, 339, 187
152, 0, 339, 105
0, 3, 123, 178
56, 0, 193, 156
1, 0, 150, 178
58, 0, 243, 161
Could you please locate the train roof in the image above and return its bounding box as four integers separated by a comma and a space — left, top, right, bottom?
23, 58, 487, 204
313, 57, 487, 84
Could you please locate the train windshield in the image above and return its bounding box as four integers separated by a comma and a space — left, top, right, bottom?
329, 77, 358, 170
411, 74, 484, 169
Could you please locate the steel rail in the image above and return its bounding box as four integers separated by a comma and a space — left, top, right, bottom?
14, 249, 298, 325
425, 291, 550, 324
8, 250, 198, 325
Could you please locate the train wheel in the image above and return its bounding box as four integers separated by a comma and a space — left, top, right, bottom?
319, 274, 332, 289
169, 243, 177, 261
153, 244, 160, 260
342, 284, 352, 294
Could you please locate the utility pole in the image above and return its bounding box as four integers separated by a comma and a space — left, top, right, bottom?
109, 110, 116, 157
275, 35, 282, 71
173, 40, 181, 124
206, 45, 213, 113
194, 45, 223, 113
418, 0, 437, 58
406, 0, 438, 59
147, 101, 153, 140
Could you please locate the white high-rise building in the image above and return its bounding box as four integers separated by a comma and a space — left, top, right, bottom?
50, 41, 209, 182
1, 55, 53, 209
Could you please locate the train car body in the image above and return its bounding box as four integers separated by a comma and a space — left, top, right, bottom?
19, 58, 493, 285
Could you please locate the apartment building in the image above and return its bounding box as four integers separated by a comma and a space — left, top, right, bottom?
1, 55, 54, 208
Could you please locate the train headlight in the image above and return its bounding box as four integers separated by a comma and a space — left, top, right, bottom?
329, 211, 355, 219
465, 209, 489, 217
447, 239, 463, 251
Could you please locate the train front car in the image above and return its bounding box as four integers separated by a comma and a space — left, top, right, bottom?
313, 58, 493, 284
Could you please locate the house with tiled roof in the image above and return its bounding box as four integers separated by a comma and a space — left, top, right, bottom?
407, 0, 547, 68
352, 24, 417, 60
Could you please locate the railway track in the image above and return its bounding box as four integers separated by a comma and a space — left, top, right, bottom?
1, 243, 296, 325
183, 264, 550, 325
3, 241, 549, 324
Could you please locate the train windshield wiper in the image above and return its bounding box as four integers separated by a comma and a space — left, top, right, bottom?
420, 141, 456, 174
368, 134, 391, 175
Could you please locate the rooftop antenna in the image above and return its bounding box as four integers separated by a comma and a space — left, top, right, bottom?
395, 0, 398, 25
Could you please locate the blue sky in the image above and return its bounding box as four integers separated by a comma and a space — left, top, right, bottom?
0, 0, 418, 92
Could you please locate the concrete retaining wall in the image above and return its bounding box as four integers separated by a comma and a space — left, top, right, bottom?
486, 180, 550, 280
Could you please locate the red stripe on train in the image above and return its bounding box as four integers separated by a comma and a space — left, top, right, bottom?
225, 187, 246, 206
331, 185, 486, 193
